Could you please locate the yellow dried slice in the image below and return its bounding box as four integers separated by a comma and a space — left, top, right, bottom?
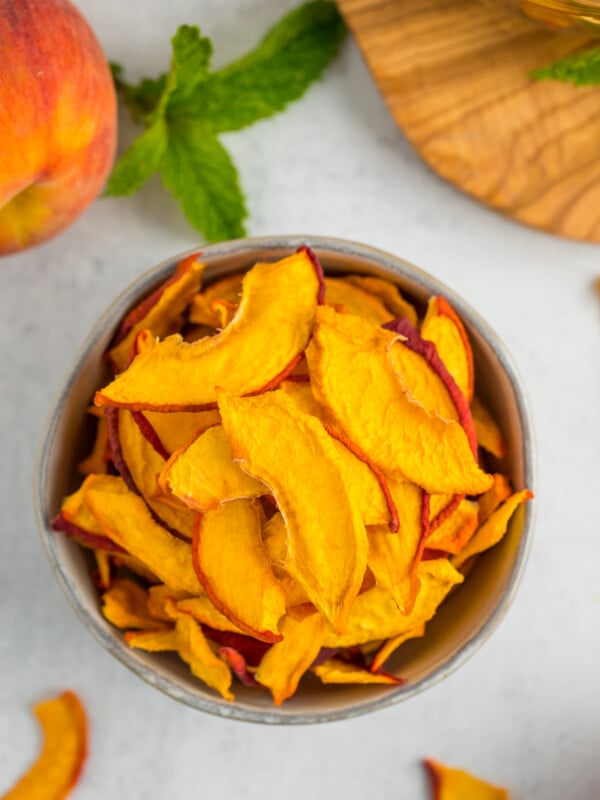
94, 549, 111, 590
174, 614, 234, 701
218, 390, 368, 631
477, 473, 512, 524
96, 251, 321, 410
117, 408, 195, 538
324, 559, 464, 647
162, 425, 265, 511
101, 578, 169, 631
109, 254, 204, 372
111, 553, 160, 584
324, 277, 393, 324
471, 396, 506, 458
254, 613, 327, 705
124, 628, 178, 652
84, 475, 201, 594
452, 490, 533, 569
345, 274, 418, 327
370, 623, 426, 673
188, 272, 244, 327
262, 513, 317, 609
312, 659, 403, 685
176, 596, 246, 634
424, 758, 509, 800
143, 408, 222, 454
306, 307, 492, 495
427, 498, 479, 555
78, 412, 109, 475
2, 691, 87, 800
366, 482, 426, 613
192, 499, 286, 642
147, 584, 192, 620
421, 296, 474, 403
389, 340, 458, 422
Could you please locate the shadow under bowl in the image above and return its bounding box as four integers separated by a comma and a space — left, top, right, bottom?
34, 235, 536, 724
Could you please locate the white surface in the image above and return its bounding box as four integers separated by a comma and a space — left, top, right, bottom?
0, 1, 599, 797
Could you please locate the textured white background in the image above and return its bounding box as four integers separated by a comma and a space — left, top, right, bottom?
1, 1, 599, 797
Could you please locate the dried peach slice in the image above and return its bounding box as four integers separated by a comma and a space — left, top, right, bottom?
125, 628, 178, 652
471, 396, 507, 458
426, 498, 479, 555
424, 758, 509, 799
312, 659, 404, 685
109, 253, 204, 372
262, 513, 321, 609
366, 483, 428, 614
84, 475, 202, 594
101, 578, 169, 631
2, 691, 87, 800
306, 307, 492, 495
324, 559, 464, 647
96, 250, 321, 411
370, 623, 426, 673
141, 408, 222, 455
162, 425, 265, 511
344, 274, 418, 327
452, 489, 533, 569
112, 408, 196, 539
324, 277, 393, 324
188, 272, 244, 327
176, 596, 247, 634
218, 389, 368, 631
254, 612, 327, 705
192, 499, 285, 642
477, 473, 512, 524
174, 613, 234, 701
421, 296, 474, 403
147, 584, 192, 620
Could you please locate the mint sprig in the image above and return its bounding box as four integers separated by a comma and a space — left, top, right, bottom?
531, 47, 600, 86
106, 2, 346, 242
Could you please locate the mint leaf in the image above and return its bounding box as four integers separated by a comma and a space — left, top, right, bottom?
168, 25, 213, 99
111, 62, 167, 124
160, 127, 247, 242
531, 47, 600, 86
201, 1, 346, 132
105, 119, 168, 196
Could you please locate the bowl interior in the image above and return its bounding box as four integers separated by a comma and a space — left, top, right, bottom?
35, 237, 535, 724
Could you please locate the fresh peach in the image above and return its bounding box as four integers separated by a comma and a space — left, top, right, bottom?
0, 0, 117, 254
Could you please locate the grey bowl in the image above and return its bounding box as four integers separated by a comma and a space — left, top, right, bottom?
34, 235, 536, 724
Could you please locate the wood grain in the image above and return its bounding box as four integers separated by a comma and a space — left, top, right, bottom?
337, 0, 600, 242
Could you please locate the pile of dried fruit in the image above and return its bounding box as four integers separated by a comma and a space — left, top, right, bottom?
52, 247, 532, 704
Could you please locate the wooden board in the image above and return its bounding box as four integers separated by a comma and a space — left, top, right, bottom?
337, 0, 600, 242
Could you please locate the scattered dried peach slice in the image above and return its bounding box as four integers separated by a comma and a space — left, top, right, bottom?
306, 307, 492, 495
218, 389, 368, 631
424, 758, 509, 799
96, 251, 321, 411
2, 691, 87, 800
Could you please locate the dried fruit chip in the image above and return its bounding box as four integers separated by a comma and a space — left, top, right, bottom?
192, 499, 286, 642
95, 251, 321, 410
109, 408, 196, 539
84, 475, 202, 594
176, 596, 246, 634
125, 628, 178, 652
424, 758, 509, 800
188, 272, 244, 327
101, 578, 169, 631
174, 613, 234, 701
324, 277, 393, 324
471, 396, 507, 459
162, 425, 265, 511
2, 690, 87, 800
306, 307, 492, 494
313, 659, 404, 685
108, 254, 204, 373
370, 623, 426, 673
421, 296, 475, 403
218, 389, 368, 631
254, 612, 327, 705
427, 498, 479, 555
344, 274, 418, 326
366, 483, 428, 613
452, 489, 533, 569
477, 474, 512, 525
142, 408, 222, 454
324, 559, 463, 647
